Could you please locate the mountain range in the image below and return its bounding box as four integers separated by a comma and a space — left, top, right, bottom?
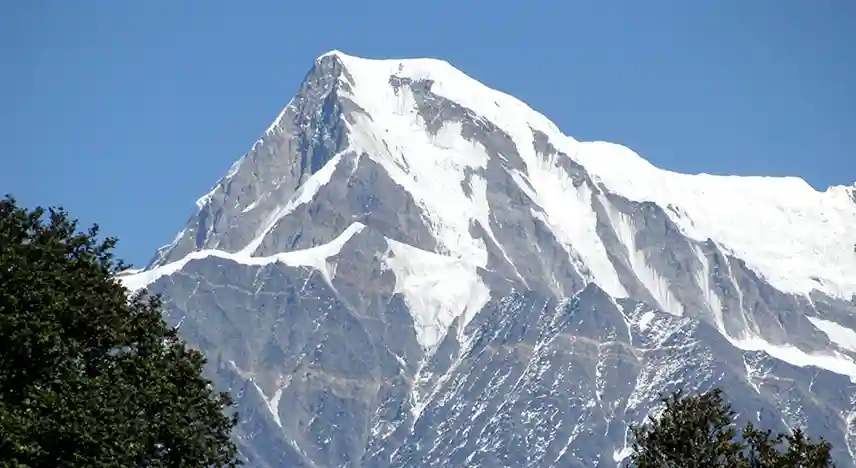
120, 51, 856, 467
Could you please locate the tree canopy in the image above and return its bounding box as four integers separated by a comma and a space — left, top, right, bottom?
0, 196, 240, 467
628, 388, 835, 468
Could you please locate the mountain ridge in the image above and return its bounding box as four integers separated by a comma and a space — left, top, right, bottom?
121, 50, 856, 467
149, 50, 856, 299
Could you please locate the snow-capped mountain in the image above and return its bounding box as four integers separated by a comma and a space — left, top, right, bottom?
121, 51, 856, 467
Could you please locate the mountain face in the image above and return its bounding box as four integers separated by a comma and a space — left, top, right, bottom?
122, 51, 856, 467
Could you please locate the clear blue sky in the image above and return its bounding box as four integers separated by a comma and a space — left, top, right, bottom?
3, 1, 854, 267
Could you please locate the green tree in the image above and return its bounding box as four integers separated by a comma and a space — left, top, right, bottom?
628, 388, 834, 468
0, 196, 240, 467
742, 423, 834, 468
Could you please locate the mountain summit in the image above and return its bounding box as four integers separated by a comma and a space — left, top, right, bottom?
122, 51, 856, 467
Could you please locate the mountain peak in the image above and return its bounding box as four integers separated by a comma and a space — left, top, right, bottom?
144, 50, 856, 303
135, 49, 856, 363
316, 49, 454, 70
124, 51, 856, 467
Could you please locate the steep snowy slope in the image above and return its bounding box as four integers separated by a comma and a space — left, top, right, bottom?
122, 51, 856, 467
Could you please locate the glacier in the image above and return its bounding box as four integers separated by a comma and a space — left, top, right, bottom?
121, 50, 856, 467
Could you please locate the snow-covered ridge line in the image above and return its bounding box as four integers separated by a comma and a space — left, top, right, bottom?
732, 332, 856, 382
323, 51, 853, 192
319, 50, 856, 300
120, 223, 366, 293
239, 148, 351, 257
123, 214, 492, 352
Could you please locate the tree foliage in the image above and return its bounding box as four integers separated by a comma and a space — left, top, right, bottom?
0, 196, 240, 467
628, 388, 834, 468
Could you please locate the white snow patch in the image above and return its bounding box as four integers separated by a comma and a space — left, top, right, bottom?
638, 311, 656, 332
195, 186, 219, 210
252, 382, 284, 429
743, 357, 763, 395
225, 155, 246, 179
603, 203, 682, 316
120, 223, 365, 293
168, 228, 187, 248
469, 172, 526, 284
117, 268, 144, 278
732, 333, 856, 382
690, 246, 856, 381
569, 140, 856, 300
613, 446, 633, 463
344, 102, 490, 269
808, 317, 856, 352
695, 244, 727, 332
241, 199, 260, 213
382, 239, 490, 350
510, 162, 626, 299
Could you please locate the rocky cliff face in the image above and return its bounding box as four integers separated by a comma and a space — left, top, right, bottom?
121, 51, 856, 467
